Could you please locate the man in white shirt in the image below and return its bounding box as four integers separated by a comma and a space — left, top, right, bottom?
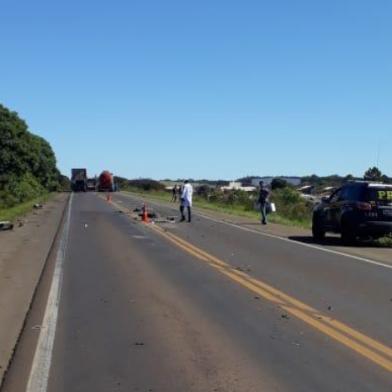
180, 180, 193, 222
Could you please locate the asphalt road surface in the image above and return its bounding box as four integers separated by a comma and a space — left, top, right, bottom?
3, 192, 392, 392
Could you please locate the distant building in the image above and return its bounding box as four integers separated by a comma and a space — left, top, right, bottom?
250, 177, 301, 187
220, 181, 256, 192
297, 185, 314, 194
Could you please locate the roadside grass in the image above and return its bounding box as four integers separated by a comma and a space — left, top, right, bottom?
374, 235, 392, 248
122, 187, 312, 229
0, 193, 53, 222
123, 187, 171, 203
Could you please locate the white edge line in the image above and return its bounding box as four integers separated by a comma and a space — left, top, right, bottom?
119, 192, 392, 271
26, 193, 73, 392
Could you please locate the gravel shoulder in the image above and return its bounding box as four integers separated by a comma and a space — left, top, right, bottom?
0, 193, 69, 385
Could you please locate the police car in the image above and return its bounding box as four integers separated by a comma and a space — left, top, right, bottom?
312, 182, 392, 244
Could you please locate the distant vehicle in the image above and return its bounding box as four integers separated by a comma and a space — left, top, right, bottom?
71, 168, 87, 192
86, 178, 97, 191
312, 182, 392, 244
98, 170, 115, 192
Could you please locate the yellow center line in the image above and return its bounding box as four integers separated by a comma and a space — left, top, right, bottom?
108, 196, 392, 373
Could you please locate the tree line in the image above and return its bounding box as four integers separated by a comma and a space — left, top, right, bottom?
0, 103, 60, 208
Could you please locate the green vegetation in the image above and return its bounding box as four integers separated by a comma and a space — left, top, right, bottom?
364, 167, 391, 184
375, 235, 392, 248
299, 167, 391, 193
0, 193, 53, 222
0, 103, 61, 216
269, 188, 313, 227
127, 179, 165, 192
0, 105, 59, 199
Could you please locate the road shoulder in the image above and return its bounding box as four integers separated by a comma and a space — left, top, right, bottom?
0, 193, 69, 385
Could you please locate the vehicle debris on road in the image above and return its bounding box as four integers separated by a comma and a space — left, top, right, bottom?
0, 221, 14, 231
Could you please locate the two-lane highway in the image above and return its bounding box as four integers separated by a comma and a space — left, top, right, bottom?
3, 192, 392, 391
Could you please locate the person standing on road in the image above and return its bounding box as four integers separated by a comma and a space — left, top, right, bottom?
180, 180, 193, 222
171, 185, 178, 202
258, 181, 270, 225
177, 185, 182, 202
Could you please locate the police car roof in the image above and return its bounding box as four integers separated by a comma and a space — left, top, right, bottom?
367, 183, 392, 188
347, 181, 392, 188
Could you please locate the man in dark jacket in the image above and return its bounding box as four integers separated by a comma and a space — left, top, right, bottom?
171, 185, 178, 202
258, 181, 270, 225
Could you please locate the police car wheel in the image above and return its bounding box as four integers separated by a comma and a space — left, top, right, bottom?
341, 224, 357, 245
312, 218, 325, 242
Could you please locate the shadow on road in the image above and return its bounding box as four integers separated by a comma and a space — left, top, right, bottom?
289, 235, 390, 249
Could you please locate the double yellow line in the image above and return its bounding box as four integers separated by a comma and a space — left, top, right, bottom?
109, 197, 392, 373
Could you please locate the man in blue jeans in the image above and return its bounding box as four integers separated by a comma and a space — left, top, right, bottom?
258, 181, 270, 225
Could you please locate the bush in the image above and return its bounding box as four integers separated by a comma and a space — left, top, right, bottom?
270, 188, 312, 223
127, 179, 165, 192
271, 178, 288, 190
0, 173, 45, 209
0, 103, 60, 207
58, 174, 71, 192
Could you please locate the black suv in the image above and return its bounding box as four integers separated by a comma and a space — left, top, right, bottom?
312, 182, 392, 243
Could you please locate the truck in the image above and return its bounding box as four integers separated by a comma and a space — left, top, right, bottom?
86, 177, 97, 191
97, 170, 115, 192
71, 168, 87, 192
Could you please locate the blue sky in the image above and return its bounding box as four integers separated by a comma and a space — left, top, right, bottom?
1, 0, 391, 180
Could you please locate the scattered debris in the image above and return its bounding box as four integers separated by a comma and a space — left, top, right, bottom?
0, 221, 14, 231
136, 208, 157, 219
154, 218, 176, 223
235, 266, 251, 272
33, 203, 43, 209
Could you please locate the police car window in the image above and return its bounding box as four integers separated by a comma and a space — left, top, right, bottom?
338, 187, 350, 201
341, 186, 362, 201
330, 189, 341, 203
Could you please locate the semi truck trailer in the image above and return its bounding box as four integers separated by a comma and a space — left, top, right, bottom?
71, 168, 87, 192
98, 170, 115, 192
